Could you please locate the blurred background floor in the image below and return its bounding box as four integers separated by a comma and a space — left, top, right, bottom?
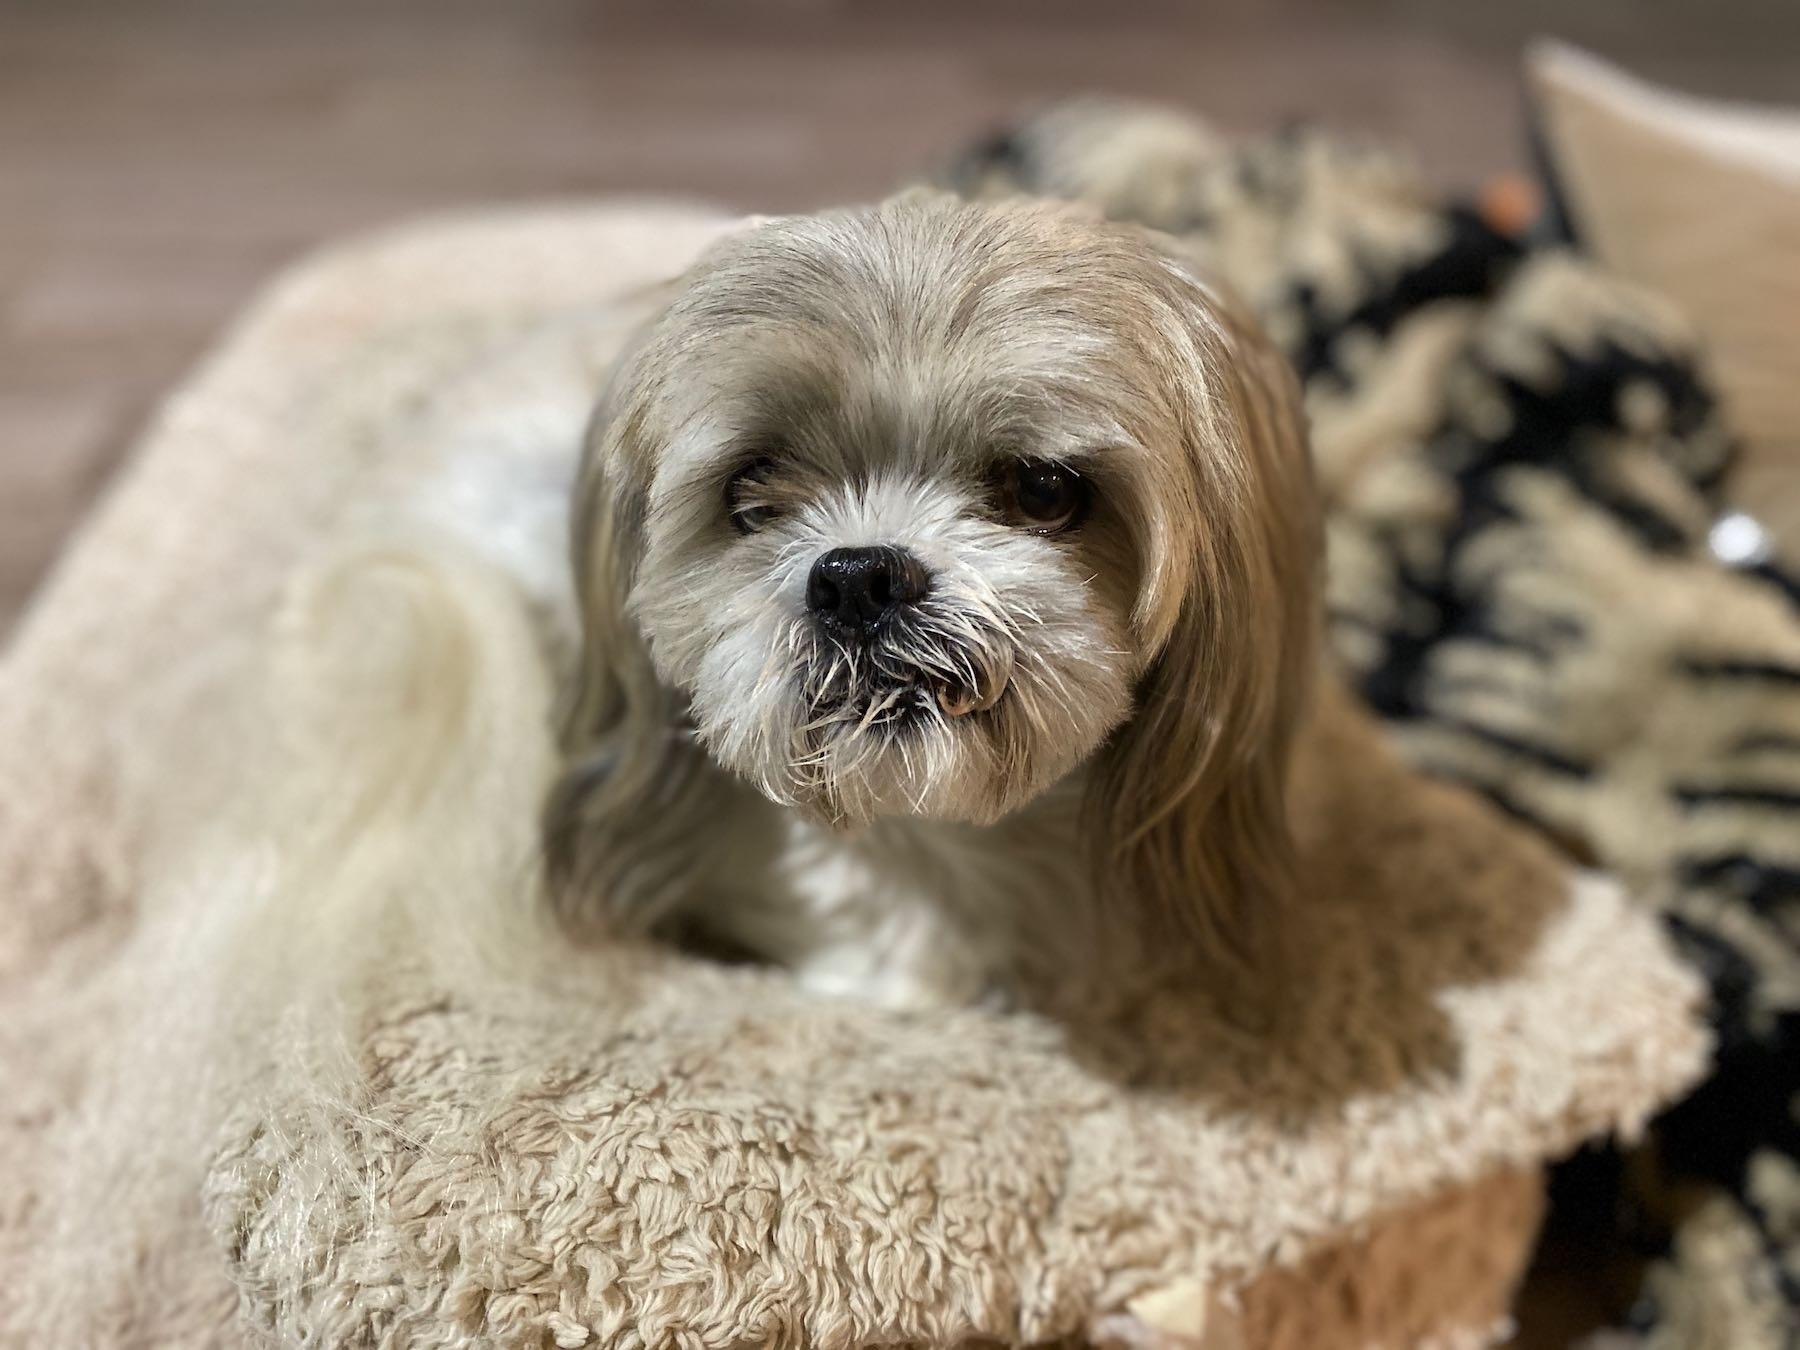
1, 0, 1796, 631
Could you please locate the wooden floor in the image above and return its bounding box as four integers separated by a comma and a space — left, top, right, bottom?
4, 0, 1797, 631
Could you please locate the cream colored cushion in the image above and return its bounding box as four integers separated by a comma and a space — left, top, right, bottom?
1529, 40, 1800, 549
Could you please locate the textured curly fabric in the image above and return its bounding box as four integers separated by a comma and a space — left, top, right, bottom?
941, 100, 1800, 1347
0, 201, 1707, 1350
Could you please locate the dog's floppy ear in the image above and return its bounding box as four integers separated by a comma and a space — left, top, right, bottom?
1092, 259, 1321, 985
542, 310, 726, 936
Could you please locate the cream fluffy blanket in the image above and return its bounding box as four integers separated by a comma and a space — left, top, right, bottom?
0, 204, 1707, 1349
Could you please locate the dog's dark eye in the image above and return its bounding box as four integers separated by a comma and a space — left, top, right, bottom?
1002, 460, 1088, 533
727, 458, 779, 534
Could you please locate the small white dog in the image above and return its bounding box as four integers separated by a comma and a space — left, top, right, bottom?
545, 190, 1320, 1008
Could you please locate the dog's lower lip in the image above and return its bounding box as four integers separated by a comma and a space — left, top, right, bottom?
934, 670, 1008, 718
935, 681, 979, 717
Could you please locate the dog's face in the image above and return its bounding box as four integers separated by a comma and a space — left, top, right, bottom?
642, 428, 1133, 825
618, 204, 1179, 826
561, 192, 1318, 940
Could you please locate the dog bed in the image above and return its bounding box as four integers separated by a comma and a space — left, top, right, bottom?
0, 202, 1707, 1349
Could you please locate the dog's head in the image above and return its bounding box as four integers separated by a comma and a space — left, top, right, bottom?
552, 191, 1319, 960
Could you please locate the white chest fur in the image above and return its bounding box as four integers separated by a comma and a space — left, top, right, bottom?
675, 784, 1100, 1008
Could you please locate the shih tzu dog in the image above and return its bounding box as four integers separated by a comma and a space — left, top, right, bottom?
545, 189, 1320, 1008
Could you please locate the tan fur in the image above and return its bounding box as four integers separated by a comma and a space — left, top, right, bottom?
1090, 271, 1321, 984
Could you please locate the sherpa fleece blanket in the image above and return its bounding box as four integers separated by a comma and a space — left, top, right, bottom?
942, 100, 1800, 1346
0, 200, 1705, 1350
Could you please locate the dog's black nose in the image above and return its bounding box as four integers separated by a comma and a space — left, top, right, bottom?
806, 545, 929, 637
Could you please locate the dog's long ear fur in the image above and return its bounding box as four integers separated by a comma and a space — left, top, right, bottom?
1092, 260, 1321, 985
542, 309, 731, 937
